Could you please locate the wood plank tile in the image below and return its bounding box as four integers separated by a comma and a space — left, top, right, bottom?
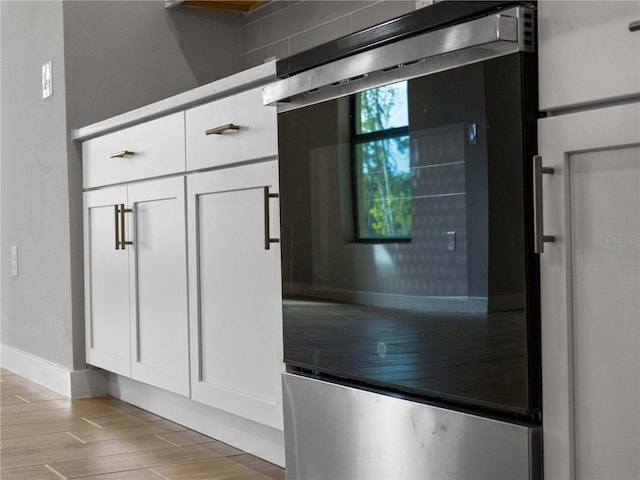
71, 419, 187, 444
0, 394, 32, 406
0, 385, 67, 402
83, 410, 165, 428
1, 403, 123, 426
87, 396, 149, 413
0, 431, 84, 450
0, 464, 65, 480
74, 470, 165, 479
1, 398, 78, 415
1, 372, 285, 480
1, 434, 172, 470
200, 441, 245, 457
49, 442, 234, 478
152, 429, 213, 447
1, 417, 98, 439
150, 454, 284, 480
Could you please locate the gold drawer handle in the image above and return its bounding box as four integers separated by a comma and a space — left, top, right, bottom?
205, 123, 240, 135
110, 150, 135, 159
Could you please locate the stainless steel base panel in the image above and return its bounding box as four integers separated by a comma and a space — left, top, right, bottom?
283, 373, 541, 480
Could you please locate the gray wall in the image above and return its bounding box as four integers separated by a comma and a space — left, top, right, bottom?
1, 0, 421, 372
1, 1, 74, 368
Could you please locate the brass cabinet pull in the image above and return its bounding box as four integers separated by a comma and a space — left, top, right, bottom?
114, 204, 133, 250
114, 205, 121, 250
119, 203, 133, 250
263, 187, 280, 250
110, 150, 135, 159
205, 123, 240, 135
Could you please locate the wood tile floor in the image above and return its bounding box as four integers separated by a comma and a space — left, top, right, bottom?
0, 368, 285, 480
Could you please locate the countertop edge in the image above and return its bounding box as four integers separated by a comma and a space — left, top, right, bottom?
71, 61, 277, 142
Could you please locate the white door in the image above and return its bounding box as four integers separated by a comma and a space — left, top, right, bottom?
187, 161, 284, 429
538, 103, 640, 479
128, 177, 190, 396
84, 186, 131, 377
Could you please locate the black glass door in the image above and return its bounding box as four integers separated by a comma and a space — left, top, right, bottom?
277, 52, 540, 418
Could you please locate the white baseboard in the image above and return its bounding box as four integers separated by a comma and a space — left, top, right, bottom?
0, 344, 109, 398
110, 374, 285, 467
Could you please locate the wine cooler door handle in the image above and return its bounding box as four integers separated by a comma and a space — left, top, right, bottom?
533, 155, 556, 254
264, 187, 280, 250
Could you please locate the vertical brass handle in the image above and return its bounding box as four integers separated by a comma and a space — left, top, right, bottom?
533, 155, 556, 254
263, 187, 280, 250
114, 204, 121, 250
119, 203, 133, 249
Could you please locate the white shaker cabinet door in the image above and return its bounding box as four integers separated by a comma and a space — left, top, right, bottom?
538, 103, 640, 480
539, 0, 640, 112
84, 186, 131, 377
187, 161, 284, 430
128, 177, 190, 396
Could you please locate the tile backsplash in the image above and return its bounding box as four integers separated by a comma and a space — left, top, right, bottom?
240, 0, 417, 70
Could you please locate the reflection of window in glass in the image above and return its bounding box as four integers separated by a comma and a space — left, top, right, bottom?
353, 81, 411, 241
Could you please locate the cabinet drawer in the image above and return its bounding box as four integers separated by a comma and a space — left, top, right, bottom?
186, 87, 277, 171
539, 1, 640, 111
83, 112, 185, 188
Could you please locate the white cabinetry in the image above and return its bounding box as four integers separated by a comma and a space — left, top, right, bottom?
538, 0, 640, 111
84, 186, 131, 377
83, 113, 185, 189
538, 0, 640, 112
539, 4, 640, 478
187, 158, 283, 430
539, 103, 640, 480
186, 86, 277, 171
79, 63, 284, 462
84, 177, 190, 396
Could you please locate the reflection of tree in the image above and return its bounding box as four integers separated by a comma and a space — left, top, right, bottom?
358, 85, 411, 238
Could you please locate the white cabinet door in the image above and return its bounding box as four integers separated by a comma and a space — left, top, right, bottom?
128, 177, 190, 396
539, 0, 640, 112
84, 178, 190, 396
538, 103, 640, 479
187, 161, 284, 429
84, 186, 131, 377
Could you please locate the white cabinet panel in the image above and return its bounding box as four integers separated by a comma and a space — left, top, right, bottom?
570, 147, 640, 480
538, 103, 640, 479
83, 112, 185, 188
539, 0, 640, 112
128, 177, 190, 396
83, 178, 189, 396
84, 187, 131, 377
187, 161, 284, 429
186, 87, 277, 171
